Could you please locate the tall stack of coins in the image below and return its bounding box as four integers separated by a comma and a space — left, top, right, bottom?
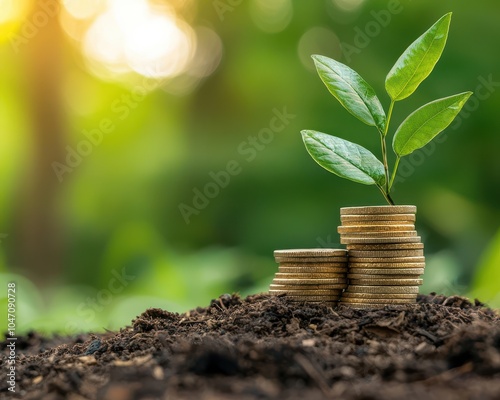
269, 249, 348, 306
338, 206, 424, 309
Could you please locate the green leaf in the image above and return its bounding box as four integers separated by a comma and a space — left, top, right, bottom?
312, 55, 386, 133
386, 13, 452, 101
301, 130, 386, 186
393, 92, 472, 156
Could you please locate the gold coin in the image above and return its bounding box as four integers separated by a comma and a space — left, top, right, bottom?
346, 243, 424, 250
340, 205, 416, 215
338, 224, 415, 233
341, 236, 422, 244
341, 292, 417, 299
348, 249, 424, 258
278, 262, 348, 268
339, 220, 415, 227
349, 256, 425, 263
347, 268, 425, 275
341, 215, 416, 224
340, 302, 411, 309
275, 272, 347, 279
272, 278, 347, 285
274, 249, 347, 257
279, 266, 348, 273
346, 285, 420, 294
342, 230, 417, 237
285, 295, 341, 301
349, 278, 423, 286
287, 299, 340, 303
341, 221, 416, 227
341, 297, 416, 304
347, 273, 421, 279
338, 303, 382, 309
270, 289, 343, 295
271, 289, 342, 296
347, 262, 425, 268
303, 301, 338, 306
275, 257, 348, 263
270, 284, 345, 290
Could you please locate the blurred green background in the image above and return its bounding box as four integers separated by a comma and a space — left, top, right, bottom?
0, 0, 499, 336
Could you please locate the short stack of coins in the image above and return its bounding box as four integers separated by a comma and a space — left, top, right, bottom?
269, 249, 348, 306
338, 205, 424, 309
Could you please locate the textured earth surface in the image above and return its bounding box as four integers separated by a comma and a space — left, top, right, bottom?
2, 293, 500, 399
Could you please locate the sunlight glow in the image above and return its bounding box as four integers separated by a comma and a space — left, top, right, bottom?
0, 0, 23, 25
63, 0, 104, 20
82, 0, 195, 81
59, 0, 219, 90
59, 8, 89, 42
107, 0, 150, 30
0, 0, 30, 43
124, 14, 193, 78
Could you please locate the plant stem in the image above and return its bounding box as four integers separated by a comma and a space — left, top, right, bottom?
380, 100, 395, 197
380, 132, 390, 193
389, 156, 401, 191
378, 185, 395, 205
386, 191, 395, 205
384, 101, 395, 138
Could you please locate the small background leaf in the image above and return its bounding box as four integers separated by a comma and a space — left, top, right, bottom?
301, 130, 386, 186
386, 13, 452, 101
312, 55, 386, 133
393, 92, 472, 156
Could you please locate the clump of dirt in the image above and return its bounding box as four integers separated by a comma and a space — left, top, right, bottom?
2, 293, 500, 400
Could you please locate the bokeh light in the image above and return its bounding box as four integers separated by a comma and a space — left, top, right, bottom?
327, 0, 364, 24
249, 0, 293, 34
298, 27, 342, 71
123, 13, 194, 78
331, 0, 366, 13
63, 0, 104, 20
82, 0, 195, 81
162, 26, 223, 95
58, 0, 215, 89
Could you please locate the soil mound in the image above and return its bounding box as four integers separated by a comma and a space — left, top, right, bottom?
3, 293, 500, 399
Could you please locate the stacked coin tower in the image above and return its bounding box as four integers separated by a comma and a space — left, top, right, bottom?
269, 249, 348, 306
338, 205, 424, 309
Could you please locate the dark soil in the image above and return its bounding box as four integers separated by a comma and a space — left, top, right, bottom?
2, 293, 500, 400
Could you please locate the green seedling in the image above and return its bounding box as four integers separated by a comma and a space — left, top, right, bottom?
301, 13, 472, 205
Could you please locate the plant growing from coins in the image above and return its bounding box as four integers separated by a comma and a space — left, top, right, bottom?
301, 13, 472, 205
